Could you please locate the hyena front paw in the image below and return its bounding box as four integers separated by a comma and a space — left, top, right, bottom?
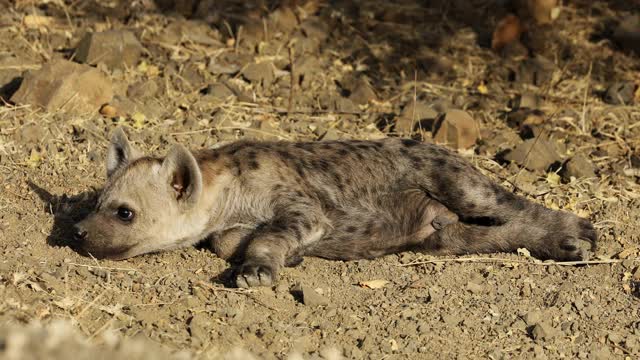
235, 261, 276, 288
540, 214, 597, 261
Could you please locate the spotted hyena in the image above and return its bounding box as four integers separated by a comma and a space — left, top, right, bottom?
73, 128, 596, 288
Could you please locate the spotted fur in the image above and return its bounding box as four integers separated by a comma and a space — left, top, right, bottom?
74, 128, 597, 288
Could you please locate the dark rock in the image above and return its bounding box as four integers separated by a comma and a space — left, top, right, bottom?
11, 59, 113, 115
293, 283, 329, 307
203, 82, 236, 101
127, 79, 158, 100
613, 15, 640, 55
395, 101, 439, 134
511, 93, 542, 110
603, 81, 637, 105
515, 56, 557, 86
293, 56, 320, 89
349, 79, 378, 105
530, 322, 558, 341
433, 109, 480, 149
242, 62, 275, 87
503, 138, 562, 172
188, 313, 210, 347
75, 30, 143, 70
562, 155, 596, 181
523, 310, 543, 326
207, 53, 250, 75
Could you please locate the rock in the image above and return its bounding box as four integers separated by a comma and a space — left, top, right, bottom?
503, 138, 562, 172
513, 169, 539, 195
477, 128, 521, 155
158, 19, 222, 46
207, 53, 250, 75
395, 101, 439, 134
515, 56, 556, 86
300, 18, 330, 44
527, 0, 558, 25
298, 284, 329, 307
11, 59, 113, 115
561, 155, 596, 181
293, 56, 320, 89
598, 142, 623, 157
441, 313, 460, 326
242, 62, 275, 87
589, 346, 612, 360
188, 313, 210, 347
0, 56, 24, 100
432, 110, 480, 149
607, 332, 623, 344
109, 95, 146, 118
202, 82, 236, 101
349, 79, 378, 105
523, 310, 543, 326
631, 153, 640, 168
603, 81, 637, 105
511, 93, 542, 110
506, 109, 545, 138
127, 79, 158, 100
488, 349, 505, 360
492, 14, 523, 51
613, 15, 640, 55
334, 97, 359, 113
466, 281, 484, 294
268, 6, 298, 32
530, 322, 558, 341
75, 30, 143, 70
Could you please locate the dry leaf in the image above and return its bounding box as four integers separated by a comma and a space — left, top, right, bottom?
546, 172, 561, 186
359, 279, 389, 289
615, 248, 638, 259
389, 339, 399, 351
26, 148, 42, 168
517, 248, 531, 258
24, 14, 53, 29
53, 297, 76, 310
132, 112, 146, 129
477, 82, 489, 95
12, 272, 28, 286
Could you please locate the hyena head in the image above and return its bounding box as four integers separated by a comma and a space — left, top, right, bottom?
74, 128, 206, 260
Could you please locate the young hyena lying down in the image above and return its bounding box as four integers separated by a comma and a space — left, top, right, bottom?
73, 128, 596, 288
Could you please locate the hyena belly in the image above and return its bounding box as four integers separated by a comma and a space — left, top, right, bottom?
304, 190, 458, 260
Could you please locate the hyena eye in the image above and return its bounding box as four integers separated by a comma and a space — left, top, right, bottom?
116, 207, 135, 222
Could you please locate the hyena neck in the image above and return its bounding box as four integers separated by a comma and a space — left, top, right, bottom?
192, 155, 240, 234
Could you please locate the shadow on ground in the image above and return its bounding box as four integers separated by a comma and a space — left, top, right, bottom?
28, 181, 98, 252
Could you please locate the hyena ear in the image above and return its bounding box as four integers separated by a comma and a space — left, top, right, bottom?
106, 127, 141, 177
160, 144, 203, 207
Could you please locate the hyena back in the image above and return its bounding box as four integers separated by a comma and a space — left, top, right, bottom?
74, 128, 596, 288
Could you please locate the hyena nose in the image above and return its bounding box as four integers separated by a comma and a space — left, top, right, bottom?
73, 228, 87, 242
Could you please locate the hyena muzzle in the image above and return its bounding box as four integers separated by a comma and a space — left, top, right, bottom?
73, 128, 596, 288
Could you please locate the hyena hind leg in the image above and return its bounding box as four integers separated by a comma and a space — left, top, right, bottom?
413, 148, 597, 261
418, 204, 597, 261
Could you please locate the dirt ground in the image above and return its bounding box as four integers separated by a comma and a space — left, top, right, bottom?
1, 0, 639, 359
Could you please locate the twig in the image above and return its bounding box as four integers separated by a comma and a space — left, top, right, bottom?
194, 280, 254, 294
580, 62, 592, 134
398, 257, 637, 267
194, 280, 280, 311
288, 44, 295, 115
67, 262, 140, 274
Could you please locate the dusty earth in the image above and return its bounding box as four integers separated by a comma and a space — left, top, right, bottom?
1, 0, 640, 359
